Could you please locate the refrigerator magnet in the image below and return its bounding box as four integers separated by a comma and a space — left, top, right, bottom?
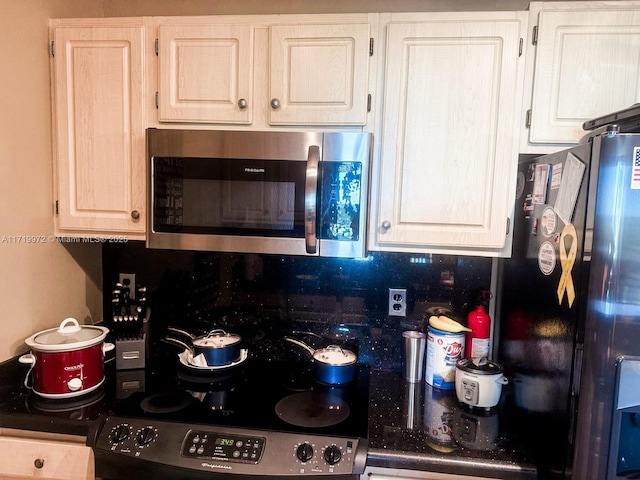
631, 147, 640, 190
557, 224, 577, 307
538, 241, 556, 276
541, 207, 557, 238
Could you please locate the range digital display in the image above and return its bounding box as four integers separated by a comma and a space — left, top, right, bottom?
215, 438, 235, 447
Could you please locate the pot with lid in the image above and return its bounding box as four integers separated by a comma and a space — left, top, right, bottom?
166, 327, 243, 367
284, 337, 357, 385
19, 318, 114, 399
454, 357, 508, 409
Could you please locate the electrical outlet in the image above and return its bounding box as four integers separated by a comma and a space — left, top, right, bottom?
119, 273, 136, 300
388, 288, 407, 317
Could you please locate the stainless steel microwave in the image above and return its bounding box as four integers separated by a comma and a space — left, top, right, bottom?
147, 129, 373, 257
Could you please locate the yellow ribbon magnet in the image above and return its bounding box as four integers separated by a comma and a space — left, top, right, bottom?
557, 223, 577, 307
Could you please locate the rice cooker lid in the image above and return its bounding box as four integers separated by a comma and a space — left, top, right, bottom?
26, 318, 107, 351
456, 357, 503, 375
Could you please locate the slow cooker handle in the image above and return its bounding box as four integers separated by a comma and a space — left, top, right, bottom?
18, 353, 35, 390
58, 317, 82, 335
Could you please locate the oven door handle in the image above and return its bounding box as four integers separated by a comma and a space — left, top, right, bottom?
305, 145, 320, 254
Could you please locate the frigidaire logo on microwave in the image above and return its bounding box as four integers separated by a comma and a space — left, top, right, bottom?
244, 167, 265, 173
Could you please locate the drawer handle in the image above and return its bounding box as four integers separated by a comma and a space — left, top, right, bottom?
34, 458, 45, 469
131, 210, 140, 220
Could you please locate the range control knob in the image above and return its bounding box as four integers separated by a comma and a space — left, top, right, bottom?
110, 424, 130, 443
323, 445, 342, 465
296, 442, 314, 462
136, 427, 156, 446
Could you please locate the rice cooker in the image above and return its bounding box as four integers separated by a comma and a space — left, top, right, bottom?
454, 357, 508, 409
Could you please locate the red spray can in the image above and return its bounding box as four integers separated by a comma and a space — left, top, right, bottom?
465, 304, 491, 359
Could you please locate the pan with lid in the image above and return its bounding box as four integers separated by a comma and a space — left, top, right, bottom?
167, 327, 242, 367
284, 337, 357, 385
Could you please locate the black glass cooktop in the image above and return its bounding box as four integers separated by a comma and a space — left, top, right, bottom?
110, 350, 370, 441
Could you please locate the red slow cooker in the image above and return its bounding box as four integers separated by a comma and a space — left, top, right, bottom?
19, 318, 114, 399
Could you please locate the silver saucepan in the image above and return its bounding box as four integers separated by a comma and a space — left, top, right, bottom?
167, 327, 242, 367
284, 337, 357, 385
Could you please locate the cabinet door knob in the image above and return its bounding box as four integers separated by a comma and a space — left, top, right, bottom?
34, 458, 45, 469
270, 98, 281, 110
237, 98, 248, 109
131, 210, 140, 220
381, 221, 391, 231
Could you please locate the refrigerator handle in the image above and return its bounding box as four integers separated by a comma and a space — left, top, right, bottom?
567, 341, 584, 445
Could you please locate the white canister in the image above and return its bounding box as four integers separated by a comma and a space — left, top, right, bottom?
425, 326, 465, 389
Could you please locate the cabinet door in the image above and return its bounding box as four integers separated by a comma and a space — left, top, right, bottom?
269, 23, 370, 125
51, 23, 146, 237
157, 24, 253, 123
375, 17, 523, 251
529, 4, 640, 144
0, 435, 94, 480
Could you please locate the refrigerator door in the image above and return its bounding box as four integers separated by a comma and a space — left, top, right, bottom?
497, 142, 593, 478
573, 132, 640, 480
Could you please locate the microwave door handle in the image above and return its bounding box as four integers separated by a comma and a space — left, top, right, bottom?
305, 145, 320, 254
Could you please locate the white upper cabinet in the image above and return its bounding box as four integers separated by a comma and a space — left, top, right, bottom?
154, 15, 372, 127
371, 12, 526, 255
269, 23, 370, 125
157, 23, 254, 124
524, 1, 640, 148
50, 19, 147, 239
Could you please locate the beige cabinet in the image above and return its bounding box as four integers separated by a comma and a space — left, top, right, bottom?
524, 1, 640, 148
154, 16, 372, 127
269, 22, 370, 125
50, 18, 147, 240
157, 23, 254, 124
371, 12, 526, 256
0, 429, 94, 480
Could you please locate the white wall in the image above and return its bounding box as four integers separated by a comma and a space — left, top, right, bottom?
0, 0, 105, 361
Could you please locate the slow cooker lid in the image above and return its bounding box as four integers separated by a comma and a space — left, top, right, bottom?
33, 328, 102, 345
456, 357, 503, 375
28, 318, 106, 348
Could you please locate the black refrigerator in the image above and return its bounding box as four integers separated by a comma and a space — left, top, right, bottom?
496, 109, 640, 480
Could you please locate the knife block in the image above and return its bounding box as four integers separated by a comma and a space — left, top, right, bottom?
115, 334, 146, 370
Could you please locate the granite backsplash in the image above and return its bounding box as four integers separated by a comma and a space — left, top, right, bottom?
102, 242, 492, 371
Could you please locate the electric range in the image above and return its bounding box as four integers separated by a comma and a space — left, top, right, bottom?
87, 345, 370, 480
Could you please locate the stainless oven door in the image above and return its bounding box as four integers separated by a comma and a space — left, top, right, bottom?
148, 129, 321, 256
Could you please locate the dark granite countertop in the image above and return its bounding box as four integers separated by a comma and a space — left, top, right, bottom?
0, 356, 536, 479
367, 369, 537, 479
